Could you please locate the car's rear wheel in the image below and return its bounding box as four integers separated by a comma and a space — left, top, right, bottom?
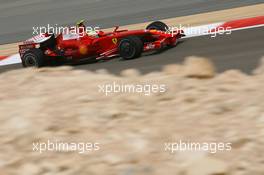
146, 21, 169, 32
118, 36, 143, 60
22, 48, 45, 67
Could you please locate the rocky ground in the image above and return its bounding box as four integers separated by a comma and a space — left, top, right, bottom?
0, 56, 264, 175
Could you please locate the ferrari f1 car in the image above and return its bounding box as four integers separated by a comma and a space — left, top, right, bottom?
19, 21, 185, 67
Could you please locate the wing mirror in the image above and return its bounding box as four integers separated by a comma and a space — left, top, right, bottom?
114, 26, 119, 32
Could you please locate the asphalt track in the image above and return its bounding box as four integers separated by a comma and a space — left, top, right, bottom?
1, 26, 263, 74
0, 0, 263, 44
74, 26, 264, 74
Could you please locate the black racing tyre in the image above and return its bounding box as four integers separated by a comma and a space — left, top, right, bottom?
22, 48, 45, 67
118, 36, 143, 60
146, 21, 169, 32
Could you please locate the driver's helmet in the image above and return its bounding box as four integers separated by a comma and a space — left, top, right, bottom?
76, 19, 85, 27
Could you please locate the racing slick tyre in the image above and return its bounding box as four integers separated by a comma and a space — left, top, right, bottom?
118, 36, 143, 60
146, 21, 169, 32
22, 48, 45, 68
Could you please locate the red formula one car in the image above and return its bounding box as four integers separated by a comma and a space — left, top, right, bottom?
19, 21, 185, 67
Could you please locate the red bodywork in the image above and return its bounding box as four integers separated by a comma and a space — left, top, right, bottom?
19, 26, 184, 63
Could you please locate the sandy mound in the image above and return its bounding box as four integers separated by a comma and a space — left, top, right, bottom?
0, 57, 264, 175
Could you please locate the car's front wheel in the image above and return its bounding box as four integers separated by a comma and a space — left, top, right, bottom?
22, 48, 45, 67
118, 36, 143, 60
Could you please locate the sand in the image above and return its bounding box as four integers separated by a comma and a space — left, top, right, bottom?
0, 56, 264, 175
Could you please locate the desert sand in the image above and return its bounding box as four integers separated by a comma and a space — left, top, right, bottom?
0, 56, 264, 175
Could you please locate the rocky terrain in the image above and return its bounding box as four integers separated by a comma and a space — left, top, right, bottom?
0, 56, 264, 175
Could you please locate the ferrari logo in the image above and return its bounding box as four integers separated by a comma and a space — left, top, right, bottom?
112, 38, 118, 44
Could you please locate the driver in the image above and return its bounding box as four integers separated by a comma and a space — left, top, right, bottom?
76, 19, 99, 38
76, 19, 86, 36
